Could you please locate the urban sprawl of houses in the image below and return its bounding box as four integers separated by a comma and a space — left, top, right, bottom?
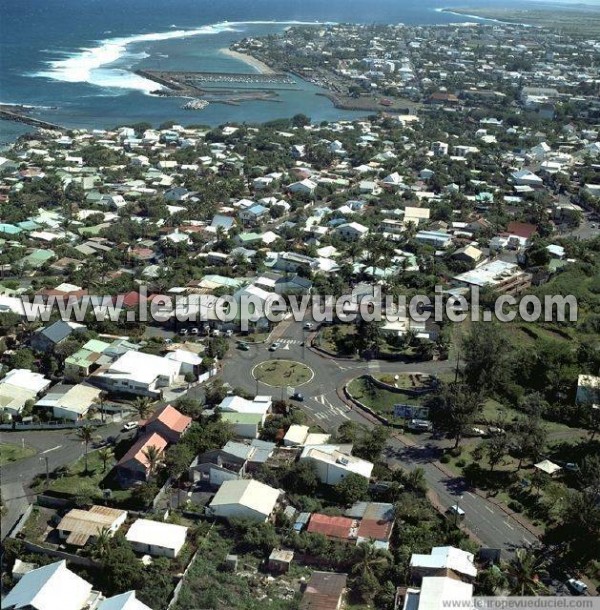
0, 20, 599, 610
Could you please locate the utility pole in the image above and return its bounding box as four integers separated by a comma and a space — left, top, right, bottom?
40, 456, 49, 489
454, 350, 461, 384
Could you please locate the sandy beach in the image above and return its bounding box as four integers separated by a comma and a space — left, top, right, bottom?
220, 48, 275, 75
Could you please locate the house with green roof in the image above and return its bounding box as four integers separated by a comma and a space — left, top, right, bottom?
221, 412, 263, 439
0, 224, 22, 236
20, 248, 55, 268
64, 339, 111, 381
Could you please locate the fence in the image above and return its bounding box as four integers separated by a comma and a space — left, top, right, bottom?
0, 419, 104, 431
6, 503, 34, 539
22, 540, 100, 568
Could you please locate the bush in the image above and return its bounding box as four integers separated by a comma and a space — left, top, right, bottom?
456, 459, 467, 468
449, 447, 462, 458
440, 455, 451, 464
508, 500, 523, 513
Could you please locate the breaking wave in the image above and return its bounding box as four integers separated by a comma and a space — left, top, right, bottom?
32, 20, 333, 94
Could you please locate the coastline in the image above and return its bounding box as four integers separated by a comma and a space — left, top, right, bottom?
220, 48, 275, 75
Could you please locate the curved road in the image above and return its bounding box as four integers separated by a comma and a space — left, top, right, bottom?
220, 319, 539, 555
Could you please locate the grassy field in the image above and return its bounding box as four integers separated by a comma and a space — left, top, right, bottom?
444, 7, 600, 37
347, 376, 429, 419
0, 442, 36, 466
33, 449, 131, 504
253, 360, 313, 388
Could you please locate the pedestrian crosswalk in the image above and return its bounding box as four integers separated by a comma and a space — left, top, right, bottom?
269, 338, 303, 349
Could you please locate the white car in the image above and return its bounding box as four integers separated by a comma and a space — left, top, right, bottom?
122, 422, 139, 432
567, 579, 588, 595
269, 341, 281, 351
303, 322, 314, 330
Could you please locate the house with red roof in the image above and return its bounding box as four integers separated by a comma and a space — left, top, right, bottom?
115, 432, 168, 485
142, 404, 192, 443
306, 514, 358, 543
506, 221, 537, 241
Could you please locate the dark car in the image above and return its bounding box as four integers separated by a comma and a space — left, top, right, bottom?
291, 392, 304, 402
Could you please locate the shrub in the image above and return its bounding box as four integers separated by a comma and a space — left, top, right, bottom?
440, 455, 451, 464
508, 500, 523, 513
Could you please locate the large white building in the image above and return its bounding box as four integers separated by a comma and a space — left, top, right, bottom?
299, 445, 373, 485
92, 351, 182, 397
1, 560, 97, 610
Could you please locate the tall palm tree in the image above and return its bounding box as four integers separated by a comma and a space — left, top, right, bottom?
143, 445, 162, 481
505, 547, 549, 596
76, 425, 97, 474
351, 542, 391, 580
134, 396, 155, 421
92, 527, 112, 560
98, 447, 113, 473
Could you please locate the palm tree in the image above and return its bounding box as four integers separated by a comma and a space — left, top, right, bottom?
95, 391, 108, 424
76, 425, 97, 474
143, 445, 162, 481
98, 447, 113, 473
92, 527, 112, 560
351, 543, 391, 600
134, 396, 155, 421
505, 547, 549, 596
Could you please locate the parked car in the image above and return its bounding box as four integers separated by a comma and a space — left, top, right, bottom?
488, 426, 506, 436
237, 342, 250, 351
303, 322, 314, 330
446, 504, 466, 519
466, 427, 486, 437
179, 328, 188, 336
566, 579, 588, 595
291, 392, 304, 402
407, 419, 432, 432
225, 329, 233, 337
190, 327, 199, 335
122, 422, 139, 432
269, 341, 281, 351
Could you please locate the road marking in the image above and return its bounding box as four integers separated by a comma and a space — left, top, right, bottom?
504, 521, 514, 530
522, 536, 532, 545
485, 506, 494, 514
282, 344, 290, 350
466, 492, 476, 498
41, 445, 62, 454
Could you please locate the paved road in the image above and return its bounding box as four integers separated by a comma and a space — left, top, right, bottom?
0, 422, 126, 538
220, 320, 538, 555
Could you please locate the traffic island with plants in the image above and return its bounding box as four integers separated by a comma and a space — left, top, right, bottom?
253, 360, 314, 388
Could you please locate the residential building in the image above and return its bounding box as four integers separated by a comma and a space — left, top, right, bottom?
35, 382, 102, 421
207, 479, 281, 522
92, 351, 182, 397
97, 592, 153, 610
125, 519, 188, 558
30, 320, 85, 353
1, 560, 98, 610
57, 506, 127, 548
299, 445, 373, 485
300, 572, 347, 610
0, 369, 52, 417
453, 260, 532, 295
114, 432, 168, 484
307, 514, 358, 542
141, 404, 192, 443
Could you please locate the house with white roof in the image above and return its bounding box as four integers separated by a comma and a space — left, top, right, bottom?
98, 592, 152, 610
1, 560, 97, 610
335, 222, 369, 240
283, 424, 331, 447
0, 369, 52, 417
511, 169, 543, 187
218, 395, 272, 424
410, 546, 477, 580
288, 179, 317, 195
125, 518, 188, 558
92, 351, 182, 397
299, 445, 373, 485
207, 479, 281, 522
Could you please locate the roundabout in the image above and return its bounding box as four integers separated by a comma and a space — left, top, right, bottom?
252, 359, 314, 388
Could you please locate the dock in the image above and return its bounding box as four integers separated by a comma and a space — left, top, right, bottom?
0, 106, 62, 131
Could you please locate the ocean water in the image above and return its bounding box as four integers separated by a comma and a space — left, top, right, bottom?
0, 0, 598, 142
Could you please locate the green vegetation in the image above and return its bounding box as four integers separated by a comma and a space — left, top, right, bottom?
253, 360, 313, 388
0, 442, 36, 465
347, 376, 427, 419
